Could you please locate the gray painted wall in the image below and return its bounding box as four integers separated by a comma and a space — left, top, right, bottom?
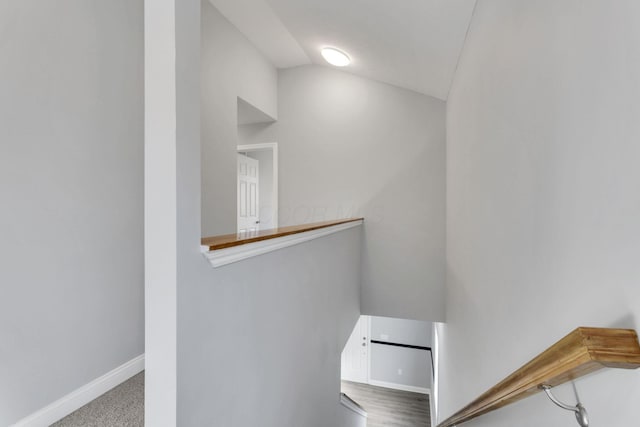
238, 66, 446, 322
338, 405, 367, 427
176, 3, 363, 426
0, 1, 144, 424
201, 0, 277, 236
369, 317, 432, 389
441, 1, 640, 426
179, 229, 363, 427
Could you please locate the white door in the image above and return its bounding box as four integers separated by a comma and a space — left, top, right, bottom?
237, 154, 259, 233
341, 316, 369, 383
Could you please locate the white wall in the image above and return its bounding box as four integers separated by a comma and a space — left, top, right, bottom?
201, 0, 277, 236
369, 317, 432, 390
371, 316, 432, 347
145, 0, 194, 422
441, 1, 640, 426
0, 1, 144, 424
239, 65, 446, 322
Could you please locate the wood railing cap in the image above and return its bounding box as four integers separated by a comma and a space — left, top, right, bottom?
437, 327, 640, 427
201, 218, 364, 251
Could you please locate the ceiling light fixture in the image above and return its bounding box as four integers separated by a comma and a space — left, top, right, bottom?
321, 47, 351, 67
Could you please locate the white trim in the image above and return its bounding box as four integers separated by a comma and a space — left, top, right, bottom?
202, 220, 363, 268
368, 379, 431, 395
237, 142, 278, 228
432, 322, 442, 427
366, 315, 372, 384
340, 393, 368, 418
11, 354, 145, 427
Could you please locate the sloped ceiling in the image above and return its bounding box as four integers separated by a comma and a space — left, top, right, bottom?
209, 0, 476, 100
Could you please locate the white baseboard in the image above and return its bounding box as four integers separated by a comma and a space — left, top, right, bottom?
368, 379, 430, 395
11, 354, 145, 427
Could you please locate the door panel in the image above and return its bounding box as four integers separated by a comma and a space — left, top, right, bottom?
341, 316, 369, 383
237, 154, 259, 232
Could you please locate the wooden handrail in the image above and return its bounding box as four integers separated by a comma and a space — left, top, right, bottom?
437, 327, 640, 427
201, 218, 364, 251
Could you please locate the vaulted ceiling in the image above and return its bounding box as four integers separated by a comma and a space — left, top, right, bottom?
209, 0, 477, 100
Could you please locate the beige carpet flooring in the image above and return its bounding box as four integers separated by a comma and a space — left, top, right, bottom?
50, 374, 428, 426
51, 372, 144, 427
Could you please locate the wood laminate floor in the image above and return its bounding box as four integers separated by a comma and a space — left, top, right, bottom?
341, 381, 430, 427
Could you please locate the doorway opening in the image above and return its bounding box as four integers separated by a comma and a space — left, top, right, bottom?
236, 96, 278, 233
237, 143, 278, 232
340, 315, 434, 426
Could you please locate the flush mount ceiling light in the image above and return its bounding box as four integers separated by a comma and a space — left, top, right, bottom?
321, 47, 351, 67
